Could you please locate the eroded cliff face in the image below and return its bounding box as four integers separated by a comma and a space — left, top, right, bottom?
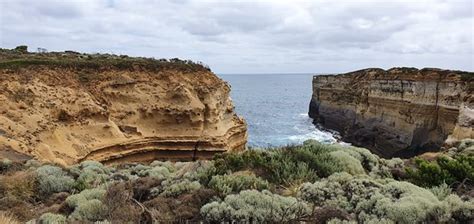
0, 51, 247, 165
309, 67, 473, 158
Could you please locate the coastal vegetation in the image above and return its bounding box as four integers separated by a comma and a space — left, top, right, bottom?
0, 140, 472, 223
0, 47, 211, 72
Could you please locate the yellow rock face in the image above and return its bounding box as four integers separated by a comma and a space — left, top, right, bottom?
0, 62, 247, 165
309, 67, 473, 158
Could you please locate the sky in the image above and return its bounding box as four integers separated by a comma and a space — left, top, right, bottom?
0, 0, 473, 74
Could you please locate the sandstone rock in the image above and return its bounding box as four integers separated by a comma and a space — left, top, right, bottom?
309, 67, 473, 158
0, 51, 247, 164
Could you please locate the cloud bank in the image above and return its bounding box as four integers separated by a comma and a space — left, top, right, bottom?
1, 0, 472, 73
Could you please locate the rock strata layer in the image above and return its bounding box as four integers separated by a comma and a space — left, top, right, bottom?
309, 67, 473, 158
0, 50, 247, 165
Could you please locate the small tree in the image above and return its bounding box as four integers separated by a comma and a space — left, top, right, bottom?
14, 45, 28, 53
37, 47, 48, 53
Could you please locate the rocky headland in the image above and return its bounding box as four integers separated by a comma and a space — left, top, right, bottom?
309, 67, 473, 158
0, 48, 247, 165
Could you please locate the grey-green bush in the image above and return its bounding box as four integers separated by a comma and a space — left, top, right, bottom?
151, 179, 201, 197
430, 183, 452, 200
0, 158, 12, 170
69, 199, 107, 221
299, 172, 474, 223
70, 161, 111, 190
201, 190, 311, 223
208, 173, 269, 195
38, 212, 67, 224
66, 188, 107, 221
35, 165, 74, 196
66, 188, 106, 208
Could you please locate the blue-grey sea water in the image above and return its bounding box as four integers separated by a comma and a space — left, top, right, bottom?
219, 73, 337, 147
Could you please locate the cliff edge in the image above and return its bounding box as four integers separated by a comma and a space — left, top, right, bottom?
309, 67, 473, 158
0, 49, 247, 165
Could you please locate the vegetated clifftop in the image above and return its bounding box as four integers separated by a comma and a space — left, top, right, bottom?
0, 48, 247, 165
309, 67, 473, 158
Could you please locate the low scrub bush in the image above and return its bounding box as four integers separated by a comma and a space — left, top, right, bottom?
208, 172, 269, 195
145, 188, 218, 222
131, 177, 163, 201
104, 182, 141, 223
65, 188, 106, 208
0, 159, 13, 173
213, 146, 319, 185
66, 188, 107, 222
406, 156, 474, 187
212, 140, 388, 185
38, 212, 67, 224
35, 165, 74, 196
0, 196, 35, 221
146, 166, 172, 179
0, 171, 35, 201
182, 161, 218, 185
327, 150, 366, 175
70, 161, 111, 190
150, 160, 178, 172
152, 179, 201, 197
200, 190, 311, 223
430, 183, 452, 200
69, 199, 107, 221
299, 172, 474, 223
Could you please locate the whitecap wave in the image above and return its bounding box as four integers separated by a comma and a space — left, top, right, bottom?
286, 112, 343, 145
287, 129, 338, 144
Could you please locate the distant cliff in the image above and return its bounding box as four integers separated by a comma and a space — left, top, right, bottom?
309, 67, 473, 158
0, 49, 247, 165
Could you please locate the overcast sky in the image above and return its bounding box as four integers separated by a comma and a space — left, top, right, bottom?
0, 0, 472, 73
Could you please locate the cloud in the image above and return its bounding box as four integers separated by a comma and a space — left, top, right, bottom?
0, 0, 472, 73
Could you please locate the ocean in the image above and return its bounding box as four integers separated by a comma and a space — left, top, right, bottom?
219, 73, 337, 148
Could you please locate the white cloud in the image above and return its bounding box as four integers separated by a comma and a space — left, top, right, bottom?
0, 0, 472, 73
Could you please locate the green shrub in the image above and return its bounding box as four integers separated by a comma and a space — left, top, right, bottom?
69, 199, 107, 221
200, 190, 311, 223
151, 179, 201, 197
328, 219, 358, 224
211, 140, 398, 186
66, 188, 106, 208
406, 156, 473, 187
70, 161, 110, 190
299, 172, 474, 223
66, 188, 107, 222
458, 139, 474, 151
0, 158, 12, 172
181, 161, 218, 185
35, 165, 74, 196
146, 166, 172, 179
38, 213, 67, 224
372, 157, 404, 178
130, 164, 151, 177
327, 151, 366, 175
24, 159, 41, 169
208, 173, 269, 195
14, 45, 28, 53
269, 156, 318, 185
429, 183, 452, 200
150, 160, 177, 172
213, 146, 319, 185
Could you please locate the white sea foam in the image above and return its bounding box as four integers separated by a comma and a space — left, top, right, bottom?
286, 113, 339, 144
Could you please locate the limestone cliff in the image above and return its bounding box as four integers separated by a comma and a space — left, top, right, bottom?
0, 49, 247, 165
309, 67, 473, 158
